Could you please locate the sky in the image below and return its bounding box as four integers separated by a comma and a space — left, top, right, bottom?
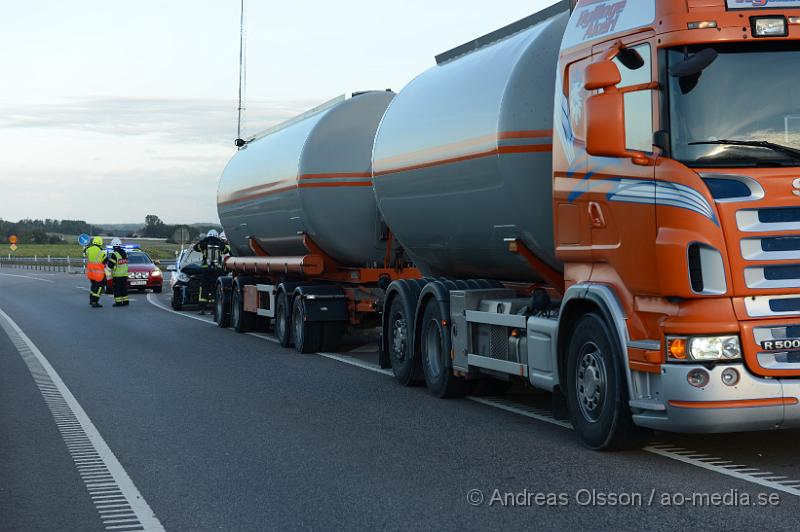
0, 0, 560, 225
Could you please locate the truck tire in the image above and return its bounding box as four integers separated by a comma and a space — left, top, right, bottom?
320, 322, 344, 352
292, 297, 322, 354
215, 283, 230, 328
231, 284, 256, 333
274, 292, 293, 347
386, 294, 420, 386
565, 312, 651, 451
171, 287, 182, 311
419, 300, 468, 398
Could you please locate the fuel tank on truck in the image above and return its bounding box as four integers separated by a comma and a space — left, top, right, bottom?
372, 4, 569, 282
218, 91, 394, 267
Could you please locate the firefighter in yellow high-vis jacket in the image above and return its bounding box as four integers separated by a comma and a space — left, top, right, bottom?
84, 236, 107, 308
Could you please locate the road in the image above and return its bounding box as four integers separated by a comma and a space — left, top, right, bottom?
2, 269, 800, 531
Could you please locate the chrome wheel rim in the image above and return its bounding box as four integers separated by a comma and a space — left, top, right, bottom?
576, 343, 606, 423
391, 315, 407, 361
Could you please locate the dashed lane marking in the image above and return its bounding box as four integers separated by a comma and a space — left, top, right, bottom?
0, 272, 55, 283
146, 292, 800, 496
0, 307, 166, 531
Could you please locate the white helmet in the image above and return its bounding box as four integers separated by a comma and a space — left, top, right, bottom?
111, 237, 123, 247
219, 231, 226, 240
207, 229, 219, 238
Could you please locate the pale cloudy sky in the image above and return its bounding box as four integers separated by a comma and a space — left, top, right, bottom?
0, 0, 559, 224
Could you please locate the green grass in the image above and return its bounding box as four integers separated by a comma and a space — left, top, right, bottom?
3, 241, 182, 261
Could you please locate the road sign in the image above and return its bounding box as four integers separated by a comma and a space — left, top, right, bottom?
10, 244, 17, 252
8, 235, 17, 244
78, 233, 91, 246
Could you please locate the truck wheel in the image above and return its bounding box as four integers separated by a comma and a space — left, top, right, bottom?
171, 288, 182, 311
565, 312, 651, 450
215, 283, 230, 328
386, 295, 420, 386
292, 297, 322, 354
231, 284, 256, 333
320, 322, 344, 352
419, 300, 468, 398
274, 292, 293, 347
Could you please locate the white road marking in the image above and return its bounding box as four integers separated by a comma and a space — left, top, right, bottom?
0, 272, 55, 283
146, 292, 279, 342
146, 293, 215, 325
646, 444, 800, 497
318, 352, 393, 376
146, 290, 800, 496
0, 307, 166, 531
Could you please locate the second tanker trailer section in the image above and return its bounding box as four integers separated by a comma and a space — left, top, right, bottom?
214, 90, 420, 353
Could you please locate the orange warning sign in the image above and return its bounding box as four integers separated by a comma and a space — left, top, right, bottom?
8, 235, 18, 244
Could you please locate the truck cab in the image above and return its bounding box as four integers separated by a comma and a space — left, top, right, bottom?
553, 1, 800, 443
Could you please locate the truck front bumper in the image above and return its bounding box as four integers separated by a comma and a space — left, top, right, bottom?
632, 363, 800, 433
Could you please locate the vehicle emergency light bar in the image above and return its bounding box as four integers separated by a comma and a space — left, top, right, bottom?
105, 244, 140, 250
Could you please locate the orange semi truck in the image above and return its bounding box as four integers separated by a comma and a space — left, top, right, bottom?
215, 0, 800, 449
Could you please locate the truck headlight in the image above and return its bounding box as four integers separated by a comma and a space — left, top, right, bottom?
667, 335, 741, 362
177, 273, 190, 283
752, 16, 787, 38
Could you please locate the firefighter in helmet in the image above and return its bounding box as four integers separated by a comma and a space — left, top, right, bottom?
192, 229, 230, 314
84, 236, 107, 308
106, 238, 130, 307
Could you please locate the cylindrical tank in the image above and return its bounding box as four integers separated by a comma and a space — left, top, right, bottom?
218, 91, 394, 266
372, 9, 569, 282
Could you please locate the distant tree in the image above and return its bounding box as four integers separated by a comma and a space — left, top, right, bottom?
143, 215, 168, 238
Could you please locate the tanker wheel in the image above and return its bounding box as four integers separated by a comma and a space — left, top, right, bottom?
231, 284, 255, 333
419, 300, 468, 398
386, 295, 420, 386
214, 283, 230, 328
292, 297, 322, 354
274, 292, 293, 347
565, 312, 651, 450
320, 321, 344, 352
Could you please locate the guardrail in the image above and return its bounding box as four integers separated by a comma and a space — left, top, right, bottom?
0, 256, 176, 273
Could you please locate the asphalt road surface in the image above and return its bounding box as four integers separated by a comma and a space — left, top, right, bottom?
3, 269, 800, 531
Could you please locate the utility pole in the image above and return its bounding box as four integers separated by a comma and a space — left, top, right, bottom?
235, 0, 247, 148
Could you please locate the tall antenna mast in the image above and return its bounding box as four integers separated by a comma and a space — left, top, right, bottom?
235, 0, 247, 148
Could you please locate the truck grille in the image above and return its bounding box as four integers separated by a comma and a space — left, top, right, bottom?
741, 236, 800, 261
753, 325, 800, 371
738, 207, 800, 232
732, 186, 800, 376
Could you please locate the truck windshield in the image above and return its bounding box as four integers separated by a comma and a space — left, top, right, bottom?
668, 43, 800, 167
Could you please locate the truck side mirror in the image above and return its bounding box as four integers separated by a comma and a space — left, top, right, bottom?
584, 60, 652, 166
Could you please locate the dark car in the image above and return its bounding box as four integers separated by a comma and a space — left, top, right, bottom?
106, 249, 163, 293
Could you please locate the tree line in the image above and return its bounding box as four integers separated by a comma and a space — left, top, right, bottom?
1, 216, 221, 245
0, 219, 101, 244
